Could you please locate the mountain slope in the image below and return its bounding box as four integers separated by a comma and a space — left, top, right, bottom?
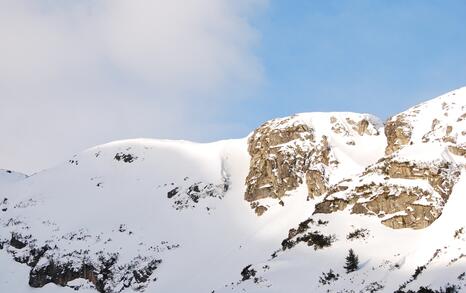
0, 169, 27, 185
219, 87, 466, 293
1, 87, 465, 293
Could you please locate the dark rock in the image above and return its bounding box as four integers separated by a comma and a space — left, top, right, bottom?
167, 187, 179, 198
10, 233, 27, 249
114, 153, 137, 163
29, 262, 104, 292
240, 265, 256, 281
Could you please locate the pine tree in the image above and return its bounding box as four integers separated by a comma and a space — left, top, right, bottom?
344, 248, 359, 273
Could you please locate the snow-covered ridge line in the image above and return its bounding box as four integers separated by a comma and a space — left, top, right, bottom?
1, 86, 466, 293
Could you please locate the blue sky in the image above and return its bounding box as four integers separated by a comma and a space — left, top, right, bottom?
226, 0, 466, 134
1, 0, 465, 172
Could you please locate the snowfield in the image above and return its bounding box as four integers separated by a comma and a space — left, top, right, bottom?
1, 87, 466, 293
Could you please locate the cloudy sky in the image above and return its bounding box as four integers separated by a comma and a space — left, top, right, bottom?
1, 0, 465, 174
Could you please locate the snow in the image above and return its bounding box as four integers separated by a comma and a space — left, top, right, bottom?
389, 86, 466, 146
394, 143, 450, 163
0, 87, 465, 293
0, 137, 318, 292
255, 111, 387, 186
0, 169, 27, 185
215, 173, 466, 292
0, 252, 95, 293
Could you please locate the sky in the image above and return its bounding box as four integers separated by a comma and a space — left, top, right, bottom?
0, 0, 465, 174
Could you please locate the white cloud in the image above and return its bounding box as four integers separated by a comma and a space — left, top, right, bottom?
0, 0, 265, 173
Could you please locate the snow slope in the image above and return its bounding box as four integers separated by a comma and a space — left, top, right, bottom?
1, 87, 466, 293
220, 172, 466, 293
217, 87, 466, 292
0, 169, 27, 185
0, 138, 321, 292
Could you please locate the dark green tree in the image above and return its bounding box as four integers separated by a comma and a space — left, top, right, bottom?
344, 248, 359, 273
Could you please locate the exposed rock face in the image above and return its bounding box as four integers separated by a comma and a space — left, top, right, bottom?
114, 152, 138, 163
387, 161, 458, 199
244, 118, 316, 202
165, 176, 230, 211
357, 118, 370, 135
29, 260, 104, 290
10, 233, 28, 249
315, 154, 461, 229
385, 115, 412, 155
381, 204, 440, 229
2, 226, 176, 293
306, 170, 328, 199
386, 90, 466, 155
244, 113, 382, 208
449, 145, 466, 157
27, 252, 161, 292
313, 91, 466, 229
254, 205, 268, 216
243, 90, 466, 227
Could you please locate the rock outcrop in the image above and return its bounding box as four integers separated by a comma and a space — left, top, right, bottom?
386, 90, 466, 154
306, 170, 329, 199
449, 144, 466, 158
244, 113, 382, 212
315, 88, 466, 229
315, 146, 462, 229
385, 114, 412, 155
244, 118, 316, 202
245, 88, 466, 226
2, 225, 177, 293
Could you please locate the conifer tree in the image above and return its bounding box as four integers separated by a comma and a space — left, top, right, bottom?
344, 248, 359, 273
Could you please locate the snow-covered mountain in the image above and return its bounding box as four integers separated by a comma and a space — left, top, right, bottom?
1, 87, 466, 293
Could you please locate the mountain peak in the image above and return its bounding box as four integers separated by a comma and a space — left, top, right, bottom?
1, 88, 466, 293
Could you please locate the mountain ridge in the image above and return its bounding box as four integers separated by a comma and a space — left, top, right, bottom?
1, 87, 466, 293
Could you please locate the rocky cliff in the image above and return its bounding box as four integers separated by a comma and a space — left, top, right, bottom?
245, 88, 466, 230
244, 113, 384, 215
226, 88, 466, 293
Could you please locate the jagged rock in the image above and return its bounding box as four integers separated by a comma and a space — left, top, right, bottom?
244, 117, 314, 202
10, 233, 27, 249
167, 187, 179, 199
314, 198, 351, 214
166, 177, 230, 211
254, 205, 268, 216
0, 225, 173, 293
331, 116, 380, 137
29, 262, 103, 290
357, 119, 370, 135
381, 204, 440, 229
114, 152, 137, 163
379, 158, 459, 200
240, 265, 256, 281
385, 115, 412, 155
27, 249, 162, 292
306, 170, 328, 199
315, 155, 461, 229
313, 90, 466, 229
449, 145, 466, 157
388, 90, 466, 153
244, 113, 381, 206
